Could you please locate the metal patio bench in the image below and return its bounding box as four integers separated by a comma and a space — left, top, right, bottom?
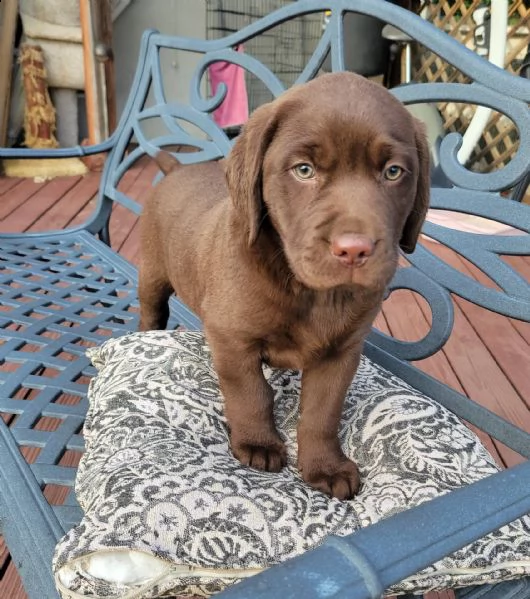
0, 1, 529, 598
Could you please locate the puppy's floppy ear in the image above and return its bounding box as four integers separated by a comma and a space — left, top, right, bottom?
400, 118, 431, 254
225, 101, 279, 246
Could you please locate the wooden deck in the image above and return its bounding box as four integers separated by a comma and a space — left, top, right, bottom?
0, 159, 528, 599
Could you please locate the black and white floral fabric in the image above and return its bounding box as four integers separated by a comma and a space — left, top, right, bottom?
53, 331, 530, 598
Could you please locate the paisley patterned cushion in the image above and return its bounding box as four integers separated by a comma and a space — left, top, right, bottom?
53, 331, 530, 598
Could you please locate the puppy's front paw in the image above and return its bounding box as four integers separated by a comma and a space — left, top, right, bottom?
232, 438, 287, 473
299, 455, 360, 500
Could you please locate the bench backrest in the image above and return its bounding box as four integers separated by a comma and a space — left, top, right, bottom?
95, 0, 530, 361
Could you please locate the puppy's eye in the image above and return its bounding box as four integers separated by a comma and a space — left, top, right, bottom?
384, 165, 404, 181
293, 163, 315, 180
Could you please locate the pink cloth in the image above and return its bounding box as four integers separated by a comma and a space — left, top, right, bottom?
208, 45, 249, 128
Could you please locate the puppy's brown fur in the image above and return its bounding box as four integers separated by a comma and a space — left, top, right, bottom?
139, 72, 430, 499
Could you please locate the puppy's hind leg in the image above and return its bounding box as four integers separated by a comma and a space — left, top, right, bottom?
138, 262, 173, 331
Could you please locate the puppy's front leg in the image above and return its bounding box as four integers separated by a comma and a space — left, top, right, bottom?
207, 332, 287, 472
298, 348, 362, 500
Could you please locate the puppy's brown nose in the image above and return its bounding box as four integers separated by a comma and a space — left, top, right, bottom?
330, 234, 375, 267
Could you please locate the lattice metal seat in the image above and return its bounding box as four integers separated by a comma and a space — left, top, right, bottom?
0, 231, 199, 592
0, 1, 529, 598
0, 231, 136, 521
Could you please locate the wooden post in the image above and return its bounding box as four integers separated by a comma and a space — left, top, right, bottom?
0, 0, 19, 147
80, 0, 116, 144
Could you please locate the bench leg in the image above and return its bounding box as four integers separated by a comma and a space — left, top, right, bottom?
99, 222, 111, 246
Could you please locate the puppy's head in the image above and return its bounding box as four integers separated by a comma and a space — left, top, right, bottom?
225, 72, 430, 292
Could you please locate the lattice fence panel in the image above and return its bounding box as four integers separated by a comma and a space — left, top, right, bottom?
413, 0, 529, 175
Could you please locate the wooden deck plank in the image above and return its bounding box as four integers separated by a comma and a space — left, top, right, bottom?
120, 219, 142, 264
0, 561, 25, 599
0, 176, 83, 232
26, 171, 101, 233
0, 178, 44, 221
373, 310, 391, 336
0, 175, 22, 196
501, 255, 530, 345
510, 318, 530, 346
0, 535, 8, 574
453, 296, 529, 408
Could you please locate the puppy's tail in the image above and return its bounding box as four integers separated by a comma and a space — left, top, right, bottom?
154, 150, 181, 176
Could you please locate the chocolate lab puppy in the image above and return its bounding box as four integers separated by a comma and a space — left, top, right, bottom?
139, 72, 430, 499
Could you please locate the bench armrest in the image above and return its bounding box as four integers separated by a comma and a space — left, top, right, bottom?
0, 136, 116, 160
